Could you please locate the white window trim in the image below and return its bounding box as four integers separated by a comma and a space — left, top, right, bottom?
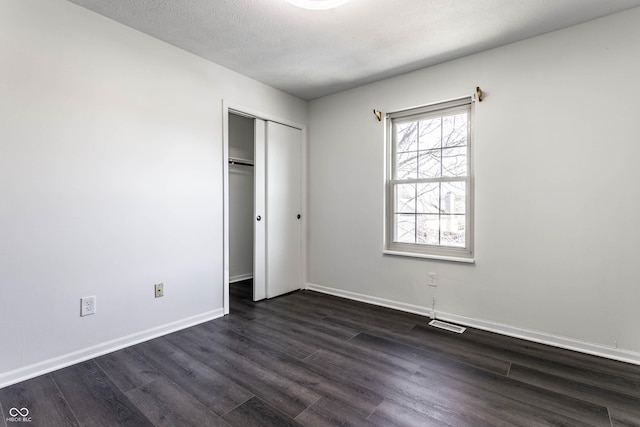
383, 96, 475, 263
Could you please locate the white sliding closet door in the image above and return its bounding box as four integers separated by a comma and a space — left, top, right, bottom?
253, 119, 266, 301
264, 121, 302, 298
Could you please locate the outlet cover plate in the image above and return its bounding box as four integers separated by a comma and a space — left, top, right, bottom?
155, 283, 164, 298
428, 272, 437, 287
81, 296, 96, 316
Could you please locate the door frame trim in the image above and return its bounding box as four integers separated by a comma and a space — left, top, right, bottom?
222, 101, 307, 315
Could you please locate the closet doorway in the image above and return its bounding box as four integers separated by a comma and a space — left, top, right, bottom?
225, 108, 305, 314
228, 113, 256, 303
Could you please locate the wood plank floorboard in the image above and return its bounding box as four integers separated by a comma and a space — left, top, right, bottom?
466, 328, 640, 384
413, 366, 609, 427
216, 315, 319, 359
51, 361, 154, 427
610, 407, 640, 427
295, 396, 377, 427
290, 293, 423, 334
206, 328, 385, 418
509, 364, 640, 417
1, 281, 639, 426
125, 377, 228, 427
412, 324, 640, 397
165, 326, 322, 418
260, 293, 335, 321
222, 396, 302, 427
0, 375, 80, 426
368, 398, 451, 427
132, 338, 254, 416
265, 308, 362, 341
353, 325, 512, 375
95, 347, 164, 393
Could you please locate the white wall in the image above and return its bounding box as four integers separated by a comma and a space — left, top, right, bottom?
0, 0, 306, 386
229, 114, 255, 281
307, 8, 640, 362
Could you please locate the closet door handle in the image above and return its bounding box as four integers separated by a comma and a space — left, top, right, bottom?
257, 215, 262, 221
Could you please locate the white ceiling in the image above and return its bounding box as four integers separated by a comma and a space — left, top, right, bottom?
67, 0, 640, 100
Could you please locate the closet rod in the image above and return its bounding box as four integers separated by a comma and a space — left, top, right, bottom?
228, 157, 254, 167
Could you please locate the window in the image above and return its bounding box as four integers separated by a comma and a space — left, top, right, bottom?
385, 97, 473, 262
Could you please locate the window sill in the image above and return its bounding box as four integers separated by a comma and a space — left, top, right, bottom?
383, 249, 475, 264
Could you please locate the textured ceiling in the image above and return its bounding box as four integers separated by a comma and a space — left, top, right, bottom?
67, 0, 640, 100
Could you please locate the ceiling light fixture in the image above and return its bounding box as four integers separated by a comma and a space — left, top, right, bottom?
285, 0, 349, 10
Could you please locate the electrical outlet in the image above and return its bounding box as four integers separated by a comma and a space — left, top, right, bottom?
80, 296, 96, 316
428, 272, 437, 287
154, 283, 164, 298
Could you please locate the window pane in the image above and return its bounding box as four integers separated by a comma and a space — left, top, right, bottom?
441, 182, 465, 214
419, 117, 441, 150
395, 122, 418, 152
395, 214, 415, 243
395, 184, 416, 213
441, 146, 467, 177
417, 149, 441, 179
417, 214, 439, 245
396, 151, 417, 179
417, 183, 440, 213
441, 215, 465, 247
442, 113, 467, 147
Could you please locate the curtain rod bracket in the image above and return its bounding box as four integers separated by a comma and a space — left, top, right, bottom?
476, 86, 483, 102
373, 109, 382, 121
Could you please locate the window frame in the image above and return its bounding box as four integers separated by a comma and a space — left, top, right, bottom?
384, 97, 474, 263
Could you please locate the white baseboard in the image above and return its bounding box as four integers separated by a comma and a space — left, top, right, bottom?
306, 283, 432, 317
305, 283, 640, 366
0, 309, 224, 389
230, 273, 253, 284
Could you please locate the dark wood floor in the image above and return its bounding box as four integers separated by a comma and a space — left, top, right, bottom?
2, 281, 639, 426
